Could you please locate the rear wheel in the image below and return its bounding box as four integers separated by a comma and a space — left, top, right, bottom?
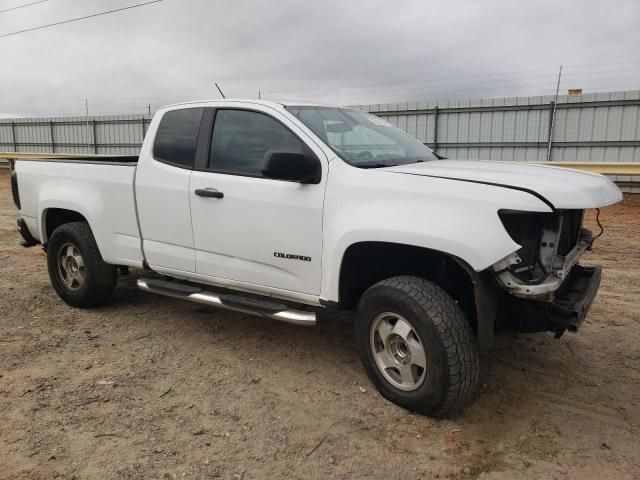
46, 222, 117, 308
355, 276, 480, 416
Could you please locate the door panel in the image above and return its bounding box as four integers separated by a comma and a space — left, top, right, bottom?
190, 172, 324, 293
189, 106, 326, 295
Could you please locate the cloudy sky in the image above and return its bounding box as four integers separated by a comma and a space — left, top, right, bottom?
1, 0, 639, 117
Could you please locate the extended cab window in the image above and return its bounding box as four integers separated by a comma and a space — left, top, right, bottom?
153, 108, 204, 168
209, 109, 305, 176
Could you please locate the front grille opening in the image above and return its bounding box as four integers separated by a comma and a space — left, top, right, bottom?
498, 209, 584, 284
499, 211, 557, 263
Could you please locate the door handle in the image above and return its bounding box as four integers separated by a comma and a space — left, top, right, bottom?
194, 188, 224, 199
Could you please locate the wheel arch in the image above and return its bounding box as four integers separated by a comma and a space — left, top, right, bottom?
336, 241, 496, 350
42, 208, 90, 244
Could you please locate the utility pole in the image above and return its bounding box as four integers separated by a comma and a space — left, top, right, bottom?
148, 104, 151, 115
258, 89, 261, 99
85, 98, 90, 154
546, 65, 563, 162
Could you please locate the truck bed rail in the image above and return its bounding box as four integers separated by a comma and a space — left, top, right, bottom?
0, 152, 138, 161
0, 152, 138, 167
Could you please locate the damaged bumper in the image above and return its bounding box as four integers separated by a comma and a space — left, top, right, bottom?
497, 264, 602, 336
550, 265, 602, 332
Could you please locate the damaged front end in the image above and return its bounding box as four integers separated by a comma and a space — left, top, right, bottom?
491, 209, 602, 337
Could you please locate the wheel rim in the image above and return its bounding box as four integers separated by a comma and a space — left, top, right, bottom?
56, 242, 85, 292
369, 312, 427, 392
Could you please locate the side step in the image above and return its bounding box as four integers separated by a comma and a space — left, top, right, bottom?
136, 278, 316, 326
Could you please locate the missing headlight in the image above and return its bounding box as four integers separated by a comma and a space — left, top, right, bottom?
498, 210, 584, 285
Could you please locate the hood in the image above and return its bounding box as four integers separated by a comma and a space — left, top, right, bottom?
385, 159, 622, 209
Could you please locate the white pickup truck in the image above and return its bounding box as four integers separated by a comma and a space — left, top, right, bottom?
11, 99, 622, 416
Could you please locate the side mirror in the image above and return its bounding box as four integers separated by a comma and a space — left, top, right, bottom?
261, 150, 321, 184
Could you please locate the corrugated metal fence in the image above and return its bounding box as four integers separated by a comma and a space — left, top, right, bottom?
1, 90, 639, 185
0, 114, 151, 156
356, 90, 640, 165
362, 89, 640, 191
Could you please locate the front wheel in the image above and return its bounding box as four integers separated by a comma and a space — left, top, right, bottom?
355, 276, 480, 416
46, 222, 118, 308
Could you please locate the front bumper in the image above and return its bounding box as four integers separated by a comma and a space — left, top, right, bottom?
497, 264, 602, 336
550, 265, 602, 333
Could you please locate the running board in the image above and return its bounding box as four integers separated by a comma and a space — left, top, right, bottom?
136, 278, 316, 326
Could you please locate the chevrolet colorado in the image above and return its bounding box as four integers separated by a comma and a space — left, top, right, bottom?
11, 99, 622, 416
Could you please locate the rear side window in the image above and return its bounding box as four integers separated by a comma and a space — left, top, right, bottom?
209, 109, 305, 176
153, 108, 204, 168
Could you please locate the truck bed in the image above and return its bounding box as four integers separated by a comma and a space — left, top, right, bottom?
14, 156, 144, 267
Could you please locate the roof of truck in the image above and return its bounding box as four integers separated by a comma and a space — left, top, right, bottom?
162, 98, 351, 110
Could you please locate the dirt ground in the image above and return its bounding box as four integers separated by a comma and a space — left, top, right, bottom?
0, 168, 639, 480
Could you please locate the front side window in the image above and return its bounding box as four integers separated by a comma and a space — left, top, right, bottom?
286, 106, 437, 168
209, 109, 305, 176
153, 108, 204, 168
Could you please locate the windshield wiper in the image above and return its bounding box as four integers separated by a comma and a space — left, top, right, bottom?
357, 162, 396, 169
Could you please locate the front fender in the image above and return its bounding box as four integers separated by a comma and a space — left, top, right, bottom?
320, 160, 552, 302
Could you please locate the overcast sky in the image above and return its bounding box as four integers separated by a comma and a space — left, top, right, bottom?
1, 0, 639, 117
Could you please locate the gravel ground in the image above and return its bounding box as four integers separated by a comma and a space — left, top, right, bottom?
0, 168, 639, 479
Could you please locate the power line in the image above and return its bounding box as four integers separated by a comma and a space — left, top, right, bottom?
260, 64, 640, 98
0, 0, 165, 38
2, 68, 637, 115
561, 75, 640, 84
15, 80, 636, 113
4, 72, 637, 109
0, 0, 48, 14
565, 60, 640, 68
7, 84, 637, 116
267, 74, 638, 100
272, 78, 638, 104
262, 68, 560, 96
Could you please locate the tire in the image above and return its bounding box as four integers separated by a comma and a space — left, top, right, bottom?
355, 276, 479, 417
46, 222, 118, 308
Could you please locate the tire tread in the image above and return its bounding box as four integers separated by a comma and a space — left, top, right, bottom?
358, 275, 480, 416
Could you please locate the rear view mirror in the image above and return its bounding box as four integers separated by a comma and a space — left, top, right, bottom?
261, 150, 321, 184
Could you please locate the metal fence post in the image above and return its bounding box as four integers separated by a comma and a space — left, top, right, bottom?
10, 122, 17, 152
92, 120, 98, 154
49, 121, 55, 153
433, 106, 439, 151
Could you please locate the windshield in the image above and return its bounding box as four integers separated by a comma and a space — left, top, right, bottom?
286, 106, 438, 168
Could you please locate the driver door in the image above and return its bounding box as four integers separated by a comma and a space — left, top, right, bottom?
189, 105, 327, 296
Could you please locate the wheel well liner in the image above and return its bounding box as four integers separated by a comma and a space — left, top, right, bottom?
338, 241, 496, 350
44, 208, 88, 242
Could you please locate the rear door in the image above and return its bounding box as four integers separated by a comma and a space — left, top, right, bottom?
135, 107, 205, 272
189, 105, 327, 296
